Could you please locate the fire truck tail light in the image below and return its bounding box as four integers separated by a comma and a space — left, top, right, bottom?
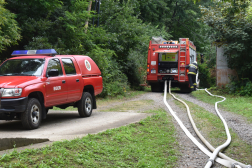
147, 64, 150, 74
186, 69, 189, 73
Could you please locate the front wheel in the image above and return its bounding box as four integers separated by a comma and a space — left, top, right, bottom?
78, 92, 93, 117
21, 98, 42, 129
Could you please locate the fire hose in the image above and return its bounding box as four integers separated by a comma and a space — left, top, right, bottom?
163, 80, 251, 168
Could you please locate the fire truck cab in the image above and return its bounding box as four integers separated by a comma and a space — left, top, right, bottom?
147, 37, 197, 92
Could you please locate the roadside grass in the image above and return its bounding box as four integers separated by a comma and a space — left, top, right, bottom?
191, 90, 252, 123
52, 106, 77, 111
52, 90, 148, 111
97, 90, 150, 107
172, 97, 252, 165
101, 100, 154, 112
0, 109, 179, 168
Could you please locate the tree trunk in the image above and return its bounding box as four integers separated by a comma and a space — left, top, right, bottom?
84, 1, 93, 33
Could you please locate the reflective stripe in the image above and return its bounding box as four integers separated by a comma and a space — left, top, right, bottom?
193, 83, 197, 85
188, 72, 196, 75
190, 64, 198, 69
190, 86, 194, 88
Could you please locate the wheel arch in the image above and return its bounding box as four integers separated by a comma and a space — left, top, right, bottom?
28, 91, 47, 119
83, 85, 97, 109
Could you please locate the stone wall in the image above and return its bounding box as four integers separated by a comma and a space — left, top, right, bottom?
216, 46, 236, 87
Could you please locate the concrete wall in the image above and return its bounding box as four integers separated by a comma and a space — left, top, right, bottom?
216, 46, 236, 87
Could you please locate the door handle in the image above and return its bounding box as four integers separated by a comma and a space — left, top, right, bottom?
76, 79, 79, 82
62, 80, 66, 84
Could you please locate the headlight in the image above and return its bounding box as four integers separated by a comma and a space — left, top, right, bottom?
170, 68, 178, 73
1, 88, 22, 97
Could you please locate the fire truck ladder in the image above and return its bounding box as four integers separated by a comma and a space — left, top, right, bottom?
179, 45, 186, 82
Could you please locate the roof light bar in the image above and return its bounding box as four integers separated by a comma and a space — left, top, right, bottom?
11, 49, 57, 56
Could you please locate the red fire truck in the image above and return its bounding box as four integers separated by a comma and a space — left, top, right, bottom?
147, 37, 198, 92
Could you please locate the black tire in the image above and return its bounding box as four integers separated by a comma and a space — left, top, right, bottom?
78, 92, 93, 117
46, 108, 49, 114
21, 98, 42, 129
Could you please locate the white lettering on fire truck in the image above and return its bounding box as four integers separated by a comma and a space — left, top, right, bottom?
53, 86, 61, 91
159, 45, 178, 48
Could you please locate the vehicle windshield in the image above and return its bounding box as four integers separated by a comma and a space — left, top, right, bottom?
0, 59, 45, 76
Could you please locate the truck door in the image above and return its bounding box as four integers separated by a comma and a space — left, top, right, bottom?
45, 58, 67, 106
61, 58, 82, 102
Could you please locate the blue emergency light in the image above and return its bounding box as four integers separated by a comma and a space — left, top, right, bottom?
11, 49, 57, 56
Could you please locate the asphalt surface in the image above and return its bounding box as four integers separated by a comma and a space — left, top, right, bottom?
0, 110, 151, 154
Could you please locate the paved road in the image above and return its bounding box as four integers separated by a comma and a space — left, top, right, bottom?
0, 110, 151, 153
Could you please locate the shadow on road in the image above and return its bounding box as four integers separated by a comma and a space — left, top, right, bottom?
0, 111, 85, 131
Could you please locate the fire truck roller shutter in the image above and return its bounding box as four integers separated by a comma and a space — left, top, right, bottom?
156, 50, 179, 62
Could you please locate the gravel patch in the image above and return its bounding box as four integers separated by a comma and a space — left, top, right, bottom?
97, 92, 223, 167
166, 99, 221, 168
176, 92, 252, 145
98, 91, 252, 167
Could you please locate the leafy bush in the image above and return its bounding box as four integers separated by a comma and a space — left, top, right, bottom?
88, 47, 129, 97
198, 63, 215, 88
227, 78, 252, 96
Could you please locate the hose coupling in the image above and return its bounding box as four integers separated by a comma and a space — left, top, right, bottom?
208, 159, 215, 165
231, 163, 241, 168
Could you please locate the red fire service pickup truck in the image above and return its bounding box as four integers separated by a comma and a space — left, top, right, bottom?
0, 49, 103, 129
147, 37, 198, 92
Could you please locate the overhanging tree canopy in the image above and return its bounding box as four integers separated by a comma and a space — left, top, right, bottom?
200, 0, 252, 80
0, 0, 20, 51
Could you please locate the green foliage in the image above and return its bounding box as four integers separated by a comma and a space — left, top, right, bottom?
89, 47, 129, 97
246, 1, 252, 20
135, 0, 210, 53
198, 63, 215, 88
0, 0, 20, 51
227, 78, 252, 96
4, 0, 128, 97
200, 1, 252, 81
1, 0, 219, 96
99, 0, 172, 89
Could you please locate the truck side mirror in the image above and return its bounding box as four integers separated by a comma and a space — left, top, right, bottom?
47, 69, 59, 77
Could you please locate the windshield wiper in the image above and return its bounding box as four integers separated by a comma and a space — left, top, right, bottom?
16, 74, 35, 76
1, 74, 12, 76
1, 73, 35, 76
